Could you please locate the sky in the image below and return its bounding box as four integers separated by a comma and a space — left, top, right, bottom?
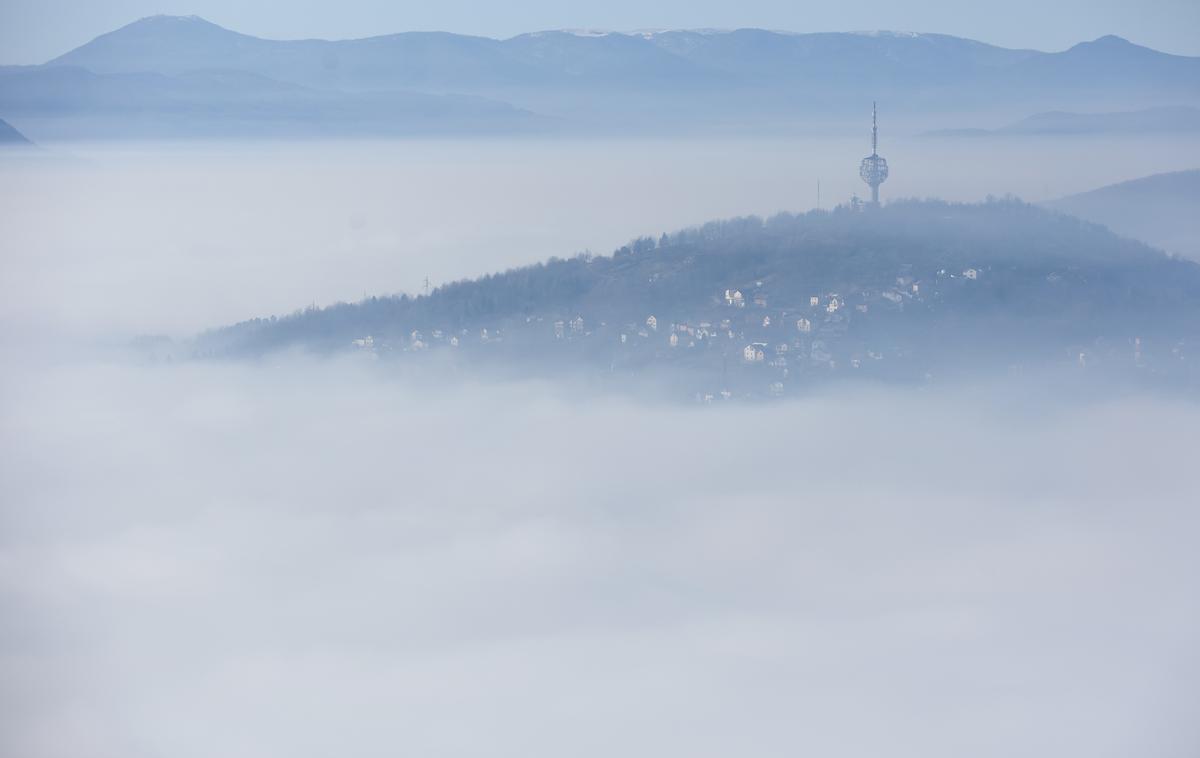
1, 0, 1198, 64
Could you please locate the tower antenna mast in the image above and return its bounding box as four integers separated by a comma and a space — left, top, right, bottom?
872, 101, 878, 155
859, 101, 889, 205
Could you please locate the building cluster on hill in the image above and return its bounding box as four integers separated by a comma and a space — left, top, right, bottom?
347, 263, 976, 397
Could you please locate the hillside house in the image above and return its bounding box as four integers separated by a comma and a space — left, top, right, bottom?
743, 344, 767, 362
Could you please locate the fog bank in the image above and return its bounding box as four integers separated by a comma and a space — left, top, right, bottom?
2, 356, 1198, 757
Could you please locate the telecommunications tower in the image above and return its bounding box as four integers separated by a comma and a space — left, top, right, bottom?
859, 102, 889, 205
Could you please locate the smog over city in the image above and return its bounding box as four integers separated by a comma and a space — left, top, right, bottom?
1, 2, 1199, 757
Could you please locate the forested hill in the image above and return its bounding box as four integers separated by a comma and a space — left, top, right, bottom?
197, 199, 1200, 387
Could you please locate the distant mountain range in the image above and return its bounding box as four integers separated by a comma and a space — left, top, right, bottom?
1045, 170, 1200, 260
927, 105, 1200, 136
3, 15, 1199, 139
197, 200, 1200, 394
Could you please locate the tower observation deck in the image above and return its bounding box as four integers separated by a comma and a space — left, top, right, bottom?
859, 102, 889, 205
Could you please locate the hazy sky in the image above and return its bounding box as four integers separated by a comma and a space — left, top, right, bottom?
1, 0, 1198, 64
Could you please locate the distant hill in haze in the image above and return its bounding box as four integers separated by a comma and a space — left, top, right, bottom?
0, 64, 547, 140
0, 117, 31, 143
927, 105, 1200, 136
196, 200, 1200, 395
5, 15, 1198, 139
1044, 170, 1200, 260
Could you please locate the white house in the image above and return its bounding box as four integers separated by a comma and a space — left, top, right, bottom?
796, 318, 812, 333
646, 315, 658, 331
743, 344, 766, 362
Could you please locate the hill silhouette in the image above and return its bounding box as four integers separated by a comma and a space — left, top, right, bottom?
0, 117, 31, 143
197, 199, 1200, 392
1045, 170, 1200, 259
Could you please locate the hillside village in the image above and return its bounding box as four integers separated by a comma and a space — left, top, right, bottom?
197, 200, 1200, 399
340, 261, 1186, 400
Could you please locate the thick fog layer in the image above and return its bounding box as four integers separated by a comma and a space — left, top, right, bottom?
2, 356, 1198, 758
2, 135, 1197, 339
2, 139, 1199, 757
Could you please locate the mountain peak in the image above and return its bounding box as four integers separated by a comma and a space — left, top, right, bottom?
111, 14, 232, 36
127, 14, 222, 28
1065, 34, 1144, 54
48, 13, 252, 71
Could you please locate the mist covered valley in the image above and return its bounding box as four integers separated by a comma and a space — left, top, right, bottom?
2, 130, 1200, 757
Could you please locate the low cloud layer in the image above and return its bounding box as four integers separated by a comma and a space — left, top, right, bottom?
2, 355, 1198, 758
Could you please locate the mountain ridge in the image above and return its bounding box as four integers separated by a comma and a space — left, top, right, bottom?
1044, 170, 1200, 260
45, 16, 1199, 96
13, 15, 1199, 138
925, 105, 1200, 136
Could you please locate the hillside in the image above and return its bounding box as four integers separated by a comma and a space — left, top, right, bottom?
7, 15, 1197, 138
0, 117, 31, 143
197, 200, 1200, 395
1044, 170, 1200, 260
